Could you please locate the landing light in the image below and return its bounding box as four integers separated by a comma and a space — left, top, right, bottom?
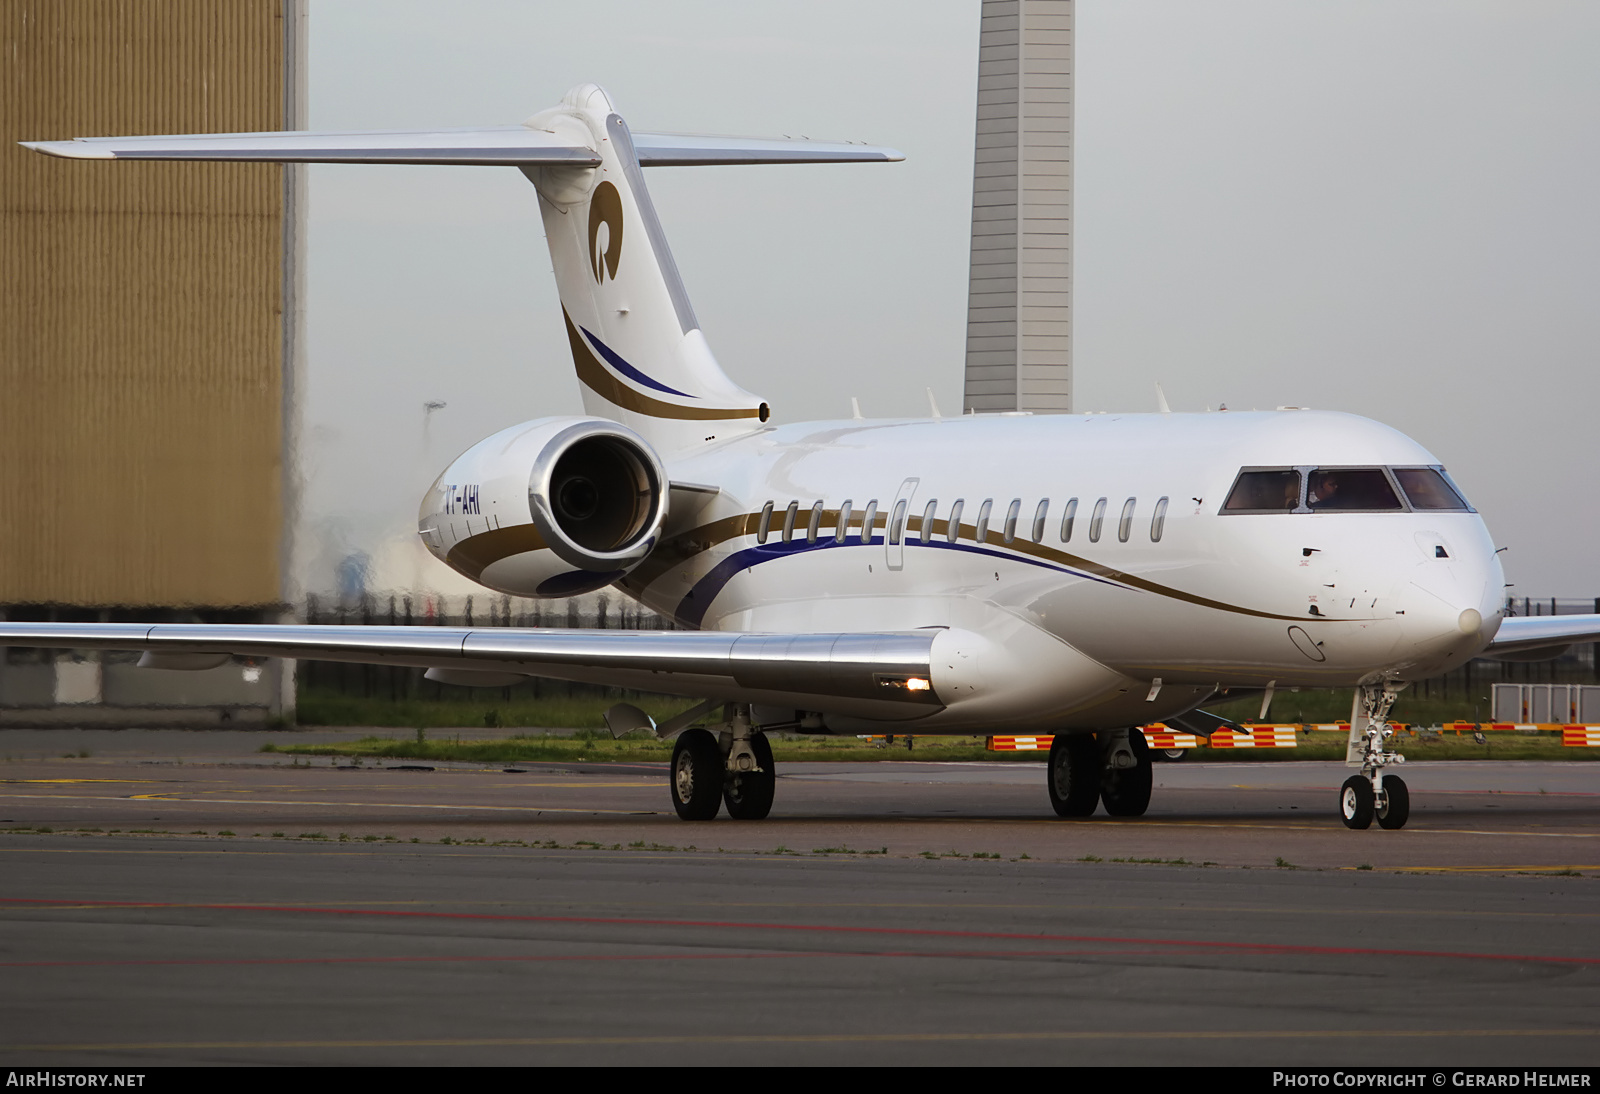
907, 677, 931, 692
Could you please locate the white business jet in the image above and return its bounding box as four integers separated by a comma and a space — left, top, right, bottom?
16, 85, 1600, 829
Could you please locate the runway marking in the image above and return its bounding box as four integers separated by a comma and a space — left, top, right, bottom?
1, 779, 160, 785
1367, 865, 1600, 874
8, 1028, 1597, 1053
1, 898, 1594, 966
0, 946, 1214, 969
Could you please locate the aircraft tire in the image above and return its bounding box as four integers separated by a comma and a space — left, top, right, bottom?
1158, 748, 1186, 763
1101, 728, 1153, 817
671, 728, 724, 821
1375, 775, 1409, 830
1340, 775, 1375, 830
1048, 733, 1100, 817
724, 733, 776, 820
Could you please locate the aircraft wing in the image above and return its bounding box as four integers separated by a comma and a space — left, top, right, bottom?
22, 128, 902, 167
1484, 614, 1600, 658
0, 623, 943, 721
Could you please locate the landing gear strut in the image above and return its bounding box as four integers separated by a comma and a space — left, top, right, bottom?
668, 704, 777, 821
1100, 728, 1153, 817
1341, 683, 1410, 830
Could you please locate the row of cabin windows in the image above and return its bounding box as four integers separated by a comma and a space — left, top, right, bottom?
755, 496, 1172, 546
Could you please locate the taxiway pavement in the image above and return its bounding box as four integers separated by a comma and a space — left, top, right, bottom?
1, 731, 1596, 1066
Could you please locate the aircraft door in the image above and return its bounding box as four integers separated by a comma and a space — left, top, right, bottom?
886, 477, 919, 571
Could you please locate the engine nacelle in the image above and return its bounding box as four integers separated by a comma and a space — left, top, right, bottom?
418, 417, 668, 597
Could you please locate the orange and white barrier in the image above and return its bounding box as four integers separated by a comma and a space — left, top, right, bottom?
1561, 727, 1600, 747
1140, 728, 1203, 750
1445, 722, 1587, 734
1209, 725, 1300, 749
987, 735, 1054, 751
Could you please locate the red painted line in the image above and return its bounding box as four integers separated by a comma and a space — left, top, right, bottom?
0, 947, 1183, 970
3, 897, 1595, 967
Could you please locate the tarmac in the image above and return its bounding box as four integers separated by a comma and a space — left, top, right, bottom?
1, 727, 1597, 1066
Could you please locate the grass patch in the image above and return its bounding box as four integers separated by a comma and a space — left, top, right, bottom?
261, 731, 1031, 765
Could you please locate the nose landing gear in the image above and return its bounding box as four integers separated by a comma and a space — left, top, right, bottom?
1341, 683, 1410, 830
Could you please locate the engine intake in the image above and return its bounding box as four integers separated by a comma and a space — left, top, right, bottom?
529, 421, 667, 572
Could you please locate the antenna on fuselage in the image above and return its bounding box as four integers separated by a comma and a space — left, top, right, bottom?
926, 388, 943, 419
850, 397, 863, 420
1155, 383, 1171, 415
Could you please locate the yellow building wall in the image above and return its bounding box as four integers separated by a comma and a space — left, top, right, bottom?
0, 0, 285, 607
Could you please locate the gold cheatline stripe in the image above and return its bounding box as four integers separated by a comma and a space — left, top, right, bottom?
563, 309, 761, 422
628, 509, 1335, 624
446, 524, 548, 581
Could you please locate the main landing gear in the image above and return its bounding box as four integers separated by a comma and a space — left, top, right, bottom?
1048, 728, 1154, 818
1340, 682, 1410, 830
670, 704, 776, 821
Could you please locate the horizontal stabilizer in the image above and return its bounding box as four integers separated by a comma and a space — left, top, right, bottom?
23, 127, 902, 167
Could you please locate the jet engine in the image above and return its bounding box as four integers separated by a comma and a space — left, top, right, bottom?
418, 417, 668, 598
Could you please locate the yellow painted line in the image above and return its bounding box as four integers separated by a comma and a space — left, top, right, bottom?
8, 1027, 1597, 1052
1, 779, 161, 785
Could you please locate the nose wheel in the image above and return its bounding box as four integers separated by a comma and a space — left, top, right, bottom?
1338, 683, 1411, 830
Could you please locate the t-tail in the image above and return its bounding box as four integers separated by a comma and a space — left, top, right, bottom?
24, 84, 902, 456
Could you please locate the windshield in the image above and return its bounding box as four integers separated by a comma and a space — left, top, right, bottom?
1221, 465, 1471, 514
1306, 469, 1402, 511
1222, 470, 1301, 512
1392, 467, 1471, 510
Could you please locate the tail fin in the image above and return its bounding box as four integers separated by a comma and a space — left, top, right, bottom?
24, 83, 903, 455
522, 85, 766, 455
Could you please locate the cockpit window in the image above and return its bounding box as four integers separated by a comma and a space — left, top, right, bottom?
1393, 467, 1471, 511
1223, 469, 1301, 512
1307, 469, 1403, 511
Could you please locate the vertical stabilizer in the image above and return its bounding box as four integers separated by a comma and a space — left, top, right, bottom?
523, 85, 769, 455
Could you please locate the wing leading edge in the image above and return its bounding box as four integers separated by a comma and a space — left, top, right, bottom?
0, 624, 942, 722
21, 128, 903, 167
1484, 614, 1600, 658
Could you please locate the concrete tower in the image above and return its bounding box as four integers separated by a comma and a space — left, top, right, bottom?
963, 0, 1074, 413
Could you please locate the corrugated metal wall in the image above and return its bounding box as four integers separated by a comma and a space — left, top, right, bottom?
0, 1, 285, 607
964, 0, 1074, 414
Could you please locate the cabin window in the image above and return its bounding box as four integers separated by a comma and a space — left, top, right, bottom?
835, 500, 853, 543
889, 499, 909, 545
975, 499, 994, 542
1222, 469, 1302, 513
1151, 497, 1169, 542
1088, 497, 1107, 543
1393, 467, 1471, 511
1059, 497, 1078, 542
757, 501, 774, 544
1118, 498, 1136, 543
1002, 499, 1021, 543
860, 500, 878, 543
920, 500, 938, 543
782, 501, 799, 543
806, 501, 823, 544
1032, 499, 1049, 543
947, 499, 964, 543
1307, 469, 1403, 511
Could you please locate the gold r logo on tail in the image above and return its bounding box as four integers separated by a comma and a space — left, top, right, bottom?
588, 181, 623, 283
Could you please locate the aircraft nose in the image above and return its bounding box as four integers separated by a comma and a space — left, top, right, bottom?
1399, 568, 1501, 657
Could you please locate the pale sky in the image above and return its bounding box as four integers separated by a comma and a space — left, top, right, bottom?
301, 1, 1600, 600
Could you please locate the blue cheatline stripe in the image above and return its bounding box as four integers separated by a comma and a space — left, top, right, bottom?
671, 536, 1132, 629
580, 325, 697, 399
